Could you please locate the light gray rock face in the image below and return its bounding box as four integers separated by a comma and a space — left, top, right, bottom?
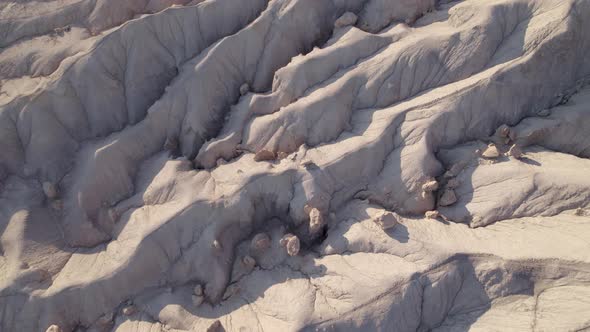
2, 0, 590, 331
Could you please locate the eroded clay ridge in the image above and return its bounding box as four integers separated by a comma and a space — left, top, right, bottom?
1, 0, 590, 331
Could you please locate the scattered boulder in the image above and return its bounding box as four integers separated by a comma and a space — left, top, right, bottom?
43, 182, 58, 199
122, 305, 136, 316
164, 136, 178, 151
108, 208, 119, 223
308, 207, 325, 234
372, 210, 398, 230
279, 234, 291, 246
192, 284, 205, 305
334, 12, 357, 28
446, 178, 460, 189
507, 144, 523, 159
254, 149, 276, 162
481, 144, 500, 159
192, 294, 205, 307
212, 239, 222, 251
50, 199, 63, 211
222, 283, 240, 300
495, 124, 510, 138
46, 325, 62, 332
192, 284, 206, 306
96, 312, 113, 326
277, 151, 288, 160
444, 163, 465, 178
250, 232, 271, 252
239, 83, 250, 96
241, 255, 256, 271
438, 189, 457, 207
194, 284, 203, 296
286, 237, 300, 256
424, 210, 440, 219
280, 233, 300, 256
422, 179, 439, 192
494, 124, 512, 144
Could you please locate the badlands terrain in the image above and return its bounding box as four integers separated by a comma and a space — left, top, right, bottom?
1, 0, 590, 331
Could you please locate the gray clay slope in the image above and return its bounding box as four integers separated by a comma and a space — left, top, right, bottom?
1, 0, 590, 331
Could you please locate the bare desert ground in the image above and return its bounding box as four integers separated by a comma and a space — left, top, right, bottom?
1, 0, 590, 331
